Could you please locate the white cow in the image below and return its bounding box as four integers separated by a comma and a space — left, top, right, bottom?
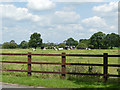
86, 48, 91, 50
43, 48, 46, 50
32, 48, 36, 51
67, 48, 70, 50
53, 47, 58, 51
58, 48, 63, 50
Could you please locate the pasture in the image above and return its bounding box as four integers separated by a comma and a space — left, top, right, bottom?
0, 48, 120, 88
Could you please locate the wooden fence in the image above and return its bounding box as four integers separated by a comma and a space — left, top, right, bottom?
0, 52, 120, 83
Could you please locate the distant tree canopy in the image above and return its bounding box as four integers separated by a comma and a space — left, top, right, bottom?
2, 42, 9, 49
78, 32, 120, 49
2, 40, 17, 49
104, 33, 120, 49
28, 33, 42, 49
1, 32, 120, 49
65, 38, 78, 46
79, 39, 90, 45
44, 42, 56, 49
76, 43, 88, 49
79, 39, 90, 48
90, 32, 106, 49
19, 40, 28, 49
58, 43, 66, 48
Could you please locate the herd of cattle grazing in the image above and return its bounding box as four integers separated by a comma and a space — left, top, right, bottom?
32, 46, 91, 51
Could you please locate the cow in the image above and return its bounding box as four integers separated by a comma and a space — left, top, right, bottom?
86, 48, 91, 50
41, 46, 44, 50
53, 46, 58, 51
32, 48, 36, 51
58, 48, 63, 50
65, 46, 71, 50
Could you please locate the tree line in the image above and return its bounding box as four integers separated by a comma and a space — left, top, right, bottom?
1, 32, 120, 49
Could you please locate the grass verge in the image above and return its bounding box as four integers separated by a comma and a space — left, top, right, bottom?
1, 75, 120, 88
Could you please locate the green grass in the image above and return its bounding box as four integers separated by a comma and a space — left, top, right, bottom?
1, 49, 119, 74
1, 48, 120, 88
1, 75, 120, 88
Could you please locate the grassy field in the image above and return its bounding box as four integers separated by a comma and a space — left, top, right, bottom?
0, 48, 120, 88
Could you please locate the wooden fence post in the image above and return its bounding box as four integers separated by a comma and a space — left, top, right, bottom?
61, 52, 66, 80
118, 57, 120, 83
28, 52, 31, 76
103, 53, 108, 83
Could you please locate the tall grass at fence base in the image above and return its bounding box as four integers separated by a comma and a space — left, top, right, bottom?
2, 63, 103, 83
66, 65, 102, 83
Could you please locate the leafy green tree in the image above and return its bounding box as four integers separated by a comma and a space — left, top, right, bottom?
28, 32, 42, 49
88, 44, 94, 49
74, 40, 79, 46
2, 40, 17, 49
20, 40, 28, 49
44, 42, 56, 49
9, 40, 17, 49
65, 38, 78, 46
76, 43, 88, 49
10, 40, 15, 43
79, 39, 90, 47
9, 43, 17, 49
101, 37, 110, 49
58, 43, 66, 48
105, 33, 120, 49
90, 32, 106, 49
2, 42, 10, 49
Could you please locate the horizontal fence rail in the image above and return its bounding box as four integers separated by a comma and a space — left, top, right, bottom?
0, 52, 120, 83
0, 61, 120, 67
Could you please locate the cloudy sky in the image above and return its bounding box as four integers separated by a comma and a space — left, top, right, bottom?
0, 0, 119, 44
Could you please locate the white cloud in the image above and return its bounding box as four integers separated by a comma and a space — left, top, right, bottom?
62, 6, 75, 11
43, 24, 84, 42
92, 2, 118, 34
54, 24, 83, 31
110, 25, 116, 29
0, 5, 32, 20
93, 2, 118, 16
0, 4, 49, 24
2, 26, 31, 44
82, 16, 107, 28
82, 16, 117, 33
0, 4, 81, 27
0, 0, 26, 2
54, 11, 80, 23
89, 28, 98, 33
93, 2, 118, 12
1, 2, 118, 44
50, 24, 84, 38
27, 0, 56, 11
2, 27, 8, 30
53, 0, 104, 2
